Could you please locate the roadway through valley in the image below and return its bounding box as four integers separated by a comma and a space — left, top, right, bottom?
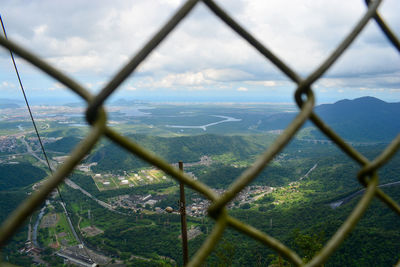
65, 179, 130, 216
329, 181, 400, 209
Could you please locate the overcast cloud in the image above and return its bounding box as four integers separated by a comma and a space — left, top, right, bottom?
0, 0, 399, 103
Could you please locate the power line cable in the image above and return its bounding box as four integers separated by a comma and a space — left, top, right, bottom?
0, 16, 52, 173
0, 15, 97, 265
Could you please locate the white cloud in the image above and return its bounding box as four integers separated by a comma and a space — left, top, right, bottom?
47, 51, 104, 73
155, 72, 209, 88
316, 78, 344, 88
126, 85, 137, 91
237, 87, 248, 92
33, 24, 48, 35
203, 69, 253, 82
54, 82, 66, 89
85, 83, 94, 89
359, 87, 384, 92
138, 68, 254, 89
245, 80, 277, 87
48, 82, 66, 91
0, 0, 399, 97
0, 81, 15, 88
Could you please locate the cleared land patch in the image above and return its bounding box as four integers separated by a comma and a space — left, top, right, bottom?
92, 169, 169, 191
40, 213, 59, 228
81, 225, 104, 237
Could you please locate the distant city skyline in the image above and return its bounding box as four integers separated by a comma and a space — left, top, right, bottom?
1, 0, 399, 105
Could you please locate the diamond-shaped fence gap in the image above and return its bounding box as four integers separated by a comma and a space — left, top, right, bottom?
98, 1, 298, 133
96, 0, 306, 211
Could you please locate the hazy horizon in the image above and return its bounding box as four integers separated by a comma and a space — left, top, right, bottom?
1, 93, 400, 107
1, 0, 399, 107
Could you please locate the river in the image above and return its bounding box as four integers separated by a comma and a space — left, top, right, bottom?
32, 205, 46, 247
166, 115, 241, 131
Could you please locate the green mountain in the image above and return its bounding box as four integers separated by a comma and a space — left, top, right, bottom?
45, 136, 82, 153
2, 100, 400, 266
89, 134, 268, 172
0, 98, 22, 109
258, 96, 400, 142
0, 163, 47, 191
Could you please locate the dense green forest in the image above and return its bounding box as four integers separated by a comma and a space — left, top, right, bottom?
259, 97, 400, 142
88, 134, 273, 173
2, 130, 400, 266
44, 136, 82, 153
0, 163, 46, 266
0, 163, 47, 191
64, 170, 400, 266
62, 138, 400, 266
0, 189, 34, 266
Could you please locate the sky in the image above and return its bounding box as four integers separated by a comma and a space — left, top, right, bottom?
0, 0, 399, 105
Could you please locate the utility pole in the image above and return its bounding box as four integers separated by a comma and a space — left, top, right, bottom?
179, 161, 189, 266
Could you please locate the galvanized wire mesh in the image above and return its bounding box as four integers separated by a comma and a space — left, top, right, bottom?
1, 0, 399, 266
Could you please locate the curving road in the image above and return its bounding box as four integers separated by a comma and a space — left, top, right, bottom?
329, 181, 400, 209
299, 163, 318, 181
65, 179, 130, 216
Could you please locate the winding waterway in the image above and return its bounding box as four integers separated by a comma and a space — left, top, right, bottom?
32, 205, 46, 247
166, 115, 241, 131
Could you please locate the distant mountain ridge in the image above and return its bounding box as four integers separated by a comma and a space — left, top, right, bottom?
258, 96, 400, 142
0, 98, 22, 109
87, 134, 268, 172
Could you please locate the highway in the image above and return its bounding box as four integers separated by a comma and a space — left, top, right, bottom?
299, 163, 318, 181
329, 181, 400, 209
65, 179, 130, 216
59, 201, 81, 243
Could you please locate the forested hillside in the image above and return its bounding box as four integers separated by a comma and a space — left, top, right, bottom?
1, 98, 400, 266
0, 163, 47, 191
45, 136, 82, 153
88, 134, 271, 172
258, 97, 400, 142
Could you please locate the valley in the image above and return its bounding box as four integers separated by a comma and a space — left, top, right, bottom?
1, 98, 400, 266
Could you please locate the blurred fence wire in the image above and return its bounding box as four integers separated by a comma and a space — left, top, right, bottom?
1, 0, 400, 266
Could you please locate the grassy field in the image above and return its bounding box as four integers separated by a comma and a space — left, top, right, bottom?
92, 168, 170, 191
39, 210, 78, 248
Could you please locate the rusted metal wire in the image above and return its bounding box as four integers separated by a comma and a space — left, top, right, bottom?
0, 0, 399, 266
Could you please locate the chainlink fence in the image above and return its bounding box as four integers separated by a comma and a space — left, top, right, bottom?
1, 0, 400, 266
